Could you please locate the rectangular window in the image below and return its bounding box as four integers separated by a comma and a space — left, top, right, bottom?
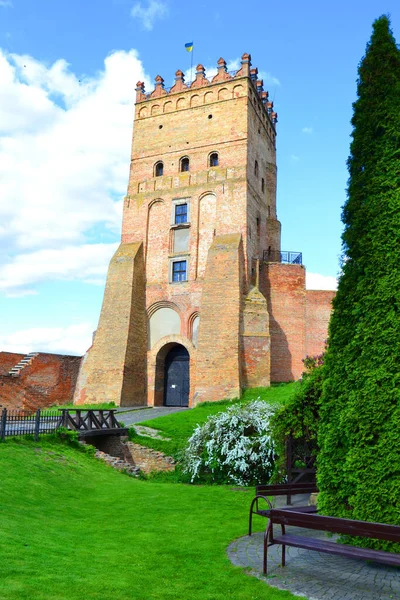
172, 260, 187, 282
175, 203, 188, 224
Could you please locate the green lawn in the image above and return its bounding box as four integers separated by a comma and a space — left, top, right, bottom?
49, 401, 118, 412
0, 437, 296, 600
130, 383, 297, 460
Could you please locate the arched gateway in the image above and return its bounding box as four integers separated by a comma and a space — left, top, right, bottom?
164, 345, 190, 407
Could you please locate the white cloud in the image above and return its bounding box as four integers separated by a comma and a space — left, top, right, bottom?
0, 323, 93, 355
302, 126, 313, 134
291, 154, 300, 162
306, 272, 337, 290
0, 243, 118, 296
131, 0, 168, 31
0, 0, 12, 7
0, 48, 150, 296
258, 71, 280, 87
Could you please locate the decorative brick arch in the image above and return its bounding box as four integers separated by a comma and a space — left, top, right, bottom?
188, 311, 200, 346
196, 192, 217, 278
147, 335, 196, 407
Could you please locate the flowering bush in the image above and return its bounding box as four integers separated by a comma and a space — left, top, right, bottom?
182, 400, 275, 485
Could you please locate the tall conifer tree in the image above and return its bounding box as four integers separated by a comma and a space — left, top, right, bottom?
318, 15, 400, 540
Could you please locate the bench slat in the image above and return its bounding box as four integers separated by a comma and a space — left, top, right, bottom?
256, 483, 317, 495
274, 534, 400, 567
270, 510, 400, 543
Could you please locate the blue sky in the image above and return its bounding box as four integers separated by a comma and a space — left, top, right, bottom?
0, 0, 399, 355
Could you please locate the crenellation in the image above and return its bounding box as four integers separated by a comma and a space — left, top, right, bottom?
71, 50, 332, 410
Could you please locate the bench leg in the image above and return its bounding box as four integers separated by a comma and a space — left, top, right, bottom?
263, 521, 272, 575
282, 543, 286, 567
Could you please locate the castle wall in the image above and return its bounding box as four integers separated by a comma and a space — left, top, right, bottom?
195, 233, 244, 402
306, 290, 335, 357
74, 243, 147, 407
0, 353, 81, 410
0, 352, 24, 375
241, 287, 270, 388
263, 263, 307, 381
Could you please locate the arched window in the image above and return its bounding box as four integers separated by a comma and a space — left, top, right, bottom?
254, 160, 259, 177
154, 161, 164, 177
180, 157, 190, 172
261, 178, 265, 193
209, 152, 219, 167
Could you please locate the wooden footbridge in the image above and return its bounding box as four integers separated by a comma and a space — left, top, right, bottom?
0, 408, 127, 440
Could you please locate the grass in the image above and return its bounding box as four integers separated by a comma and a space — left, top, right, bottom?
129, 383, 297, 460
49, 401, 117, 412
0, 436, 296, 600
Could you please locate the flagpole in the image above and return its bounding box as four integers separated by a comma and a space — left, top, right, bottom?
190, 44, 194, 83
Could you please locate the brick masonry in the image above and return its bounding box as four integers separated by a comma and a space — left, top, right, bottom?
0, 352, 81, 410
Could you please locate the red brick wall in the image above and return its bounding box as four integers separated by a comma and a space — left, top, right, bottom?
0, 353, 82, 410
263, 263, 306, 382
195, 233, 243, 402
305, 290, 335, 358
0, 352, 24, 375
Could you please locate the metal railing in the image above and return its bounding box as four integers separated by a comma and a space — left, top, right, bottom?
263, 250, 303, 265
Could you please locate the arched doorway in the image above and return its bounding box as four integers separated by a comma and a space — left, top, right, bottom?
164, 345, 190, 407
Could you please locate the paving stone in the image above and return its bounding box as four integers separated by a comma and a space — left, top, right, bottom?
227, 531, 400, 600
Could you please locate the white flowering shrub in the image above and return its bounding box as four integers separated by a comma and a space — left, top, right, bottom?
182, 400, 275, 485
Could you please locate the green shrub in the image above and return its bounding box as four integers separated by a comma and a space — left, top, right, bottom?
182, 400, 276, 485
271, 356, 323, 481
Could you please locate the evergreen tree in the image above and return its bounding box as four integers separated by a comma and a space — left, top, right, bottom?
318, 15, 400, 546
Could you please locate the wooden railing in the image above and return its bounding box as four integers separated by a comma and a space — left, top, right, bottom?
0, 408, 122, 440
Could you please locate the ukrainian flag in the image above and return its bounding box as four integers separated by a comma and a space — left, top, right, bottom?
185, 42, 193, 52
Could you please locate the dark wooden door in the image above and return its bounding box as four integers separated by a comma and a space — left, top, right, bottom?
164, 346, 189, 407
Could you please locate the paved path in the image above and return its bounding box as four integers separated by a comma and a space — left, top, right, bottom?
115, 406, 189, 427
228, 496, 400, 600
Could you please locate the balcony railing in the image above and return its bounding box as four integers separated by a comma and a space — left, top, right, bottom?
263, 250, 303, 265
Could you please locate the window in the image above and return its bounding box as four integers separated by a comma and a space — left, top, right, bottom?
261, 178, 265, 193
154, 161, 163, 177
180, 157, 190, 172
209, 152, 219, 167
254, 160, 259, 177
175, 203, 188, 224
172, 260, 187, 282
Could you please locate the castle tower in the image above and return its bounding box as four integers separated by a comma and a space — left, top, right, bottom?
74, 53, 282, 407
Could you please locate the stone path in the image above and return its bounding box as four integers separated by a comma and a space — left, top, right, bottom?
228, 497, 400, 600
115, 406, 188, 427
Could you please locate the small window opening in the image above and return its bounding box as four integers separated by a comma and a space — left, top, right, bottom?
254, 160, 259, 177
180, 157, 190, 172
208, 114, 213, 119
175, 203, 188, 224
261, 178, 265, 193
172, 260, 187, 282
159, 125, 163, 129
154, 161, 164, 177
209, 152, 219, 167
256, 217, 260, 237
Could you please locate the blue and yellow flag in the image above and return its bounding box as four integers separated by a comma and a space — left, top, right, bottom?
185, 42, 193, 52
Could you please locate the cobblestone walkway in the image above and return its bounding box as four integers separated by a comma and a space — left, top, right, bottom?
228, 525, 400, 600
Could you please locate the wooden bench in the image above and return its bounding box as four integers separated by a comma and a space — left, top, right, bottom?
264, 508, 400, 575
248, 482, 318, 535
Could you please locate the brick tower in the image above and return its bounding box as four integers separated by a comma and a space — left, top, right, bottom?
74, 53, 284, 407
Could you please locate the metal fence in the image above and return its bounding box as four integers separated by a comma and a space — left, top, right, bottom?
0, 409, 62, 440
263, 250, 303, 265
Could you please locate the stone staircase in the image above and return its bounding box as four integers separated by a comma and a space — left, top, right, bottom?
8, 352, 39, 377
